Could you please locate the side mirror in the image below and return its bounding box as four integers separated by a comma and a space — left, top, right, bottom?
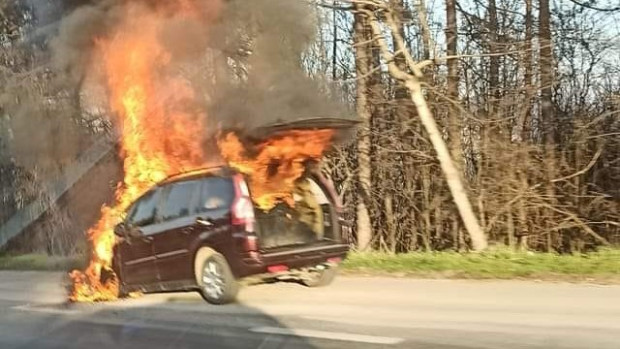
127, 226, 145, 239
113, 223, 127, 237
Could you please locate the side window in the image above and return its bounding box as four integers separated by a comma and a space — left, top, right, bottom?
160, 181, 200, 221
197, 177, 234, 212
127, 189, 161, 227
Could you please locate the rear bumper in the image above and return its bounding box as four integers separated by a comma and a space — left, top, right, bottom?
234, 243, 349, 278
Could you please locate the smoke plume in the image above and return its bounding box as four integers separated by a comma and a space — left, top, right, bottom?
207, 0, 350, 130
47, 0, 350, 136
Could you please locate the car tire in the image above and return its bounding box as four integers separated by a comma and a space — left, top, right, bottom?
195, 249, 239, 305
302, 266, 338, 288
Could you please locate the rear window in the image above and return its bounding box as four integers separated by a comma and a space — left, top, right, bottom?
198, 177, 234, 212
160, 180, 201, 221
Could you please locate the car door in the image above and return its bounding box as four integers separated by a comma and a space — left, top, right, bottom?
118, 188, 162, 286
152, 180, 202, 283
154, 177, 235, 283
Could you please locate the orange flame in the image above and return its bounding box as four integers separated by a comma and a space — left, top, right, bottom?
69, 1, 214, 302
218, 130, 335, 210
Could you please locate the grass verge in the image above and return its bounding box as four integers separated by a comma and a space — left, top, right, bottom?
342, 248, 620, 283
0, 254, 84, 272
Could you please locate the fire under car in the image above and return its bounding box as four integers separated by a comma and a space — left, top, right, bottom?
111, 118, 356, 304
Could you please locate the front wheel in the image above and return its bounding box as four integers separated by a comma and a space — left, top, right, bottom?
197, 252, 239, 305
302, 266, 339, 287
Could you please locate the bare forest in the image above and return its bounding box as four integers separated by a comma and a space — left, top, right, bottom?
1, 0, 619, 255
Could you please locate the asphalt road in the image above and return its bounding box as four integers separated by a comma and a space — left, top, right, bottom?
0, 271, 618, 349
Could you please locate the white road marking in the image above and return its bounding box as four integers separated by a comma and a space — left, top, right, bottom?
249, 326, 404, 345
12, 304, 81, 315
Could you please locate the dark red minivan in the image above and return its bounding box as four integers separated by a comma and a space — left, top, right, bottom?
112, 166, 348, 304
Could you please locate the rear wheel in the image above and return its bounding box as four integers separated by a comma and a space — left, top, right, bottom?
302, 266, 338, 287
196, 250, 239, 304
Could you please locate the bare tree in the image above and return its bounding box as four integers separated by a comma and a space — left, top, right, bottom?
354, 1, 488, 251
310, 0, 620, 253
352, 3, 373, 250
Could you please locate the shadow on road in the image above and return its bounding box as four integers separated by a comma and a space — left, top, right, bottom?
11, 292, 320, 349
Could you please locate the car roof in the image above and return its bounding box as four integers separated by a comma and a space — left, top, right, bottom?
158, 165, 236, 185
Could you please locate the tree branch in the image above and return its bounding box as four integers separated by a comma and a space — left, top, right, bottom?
551, 148, 603, 183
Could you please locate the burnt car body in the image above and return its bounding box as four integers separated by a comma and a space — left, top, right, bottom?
113, 164, 348, 304
112, 118, 355, 304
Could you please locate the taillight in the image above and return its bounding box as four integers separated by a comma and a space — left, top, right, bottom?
243, 235, 258, 251
327, 257, 342, 264
267, 264, 289, 273
231, 174, 255, 232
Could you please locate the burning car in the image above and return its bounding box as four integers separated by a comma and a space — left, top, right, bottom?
110, 118, 355, 304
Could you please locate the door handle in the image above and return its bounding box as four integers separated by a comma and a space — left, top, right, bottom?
196, 217, 214, 227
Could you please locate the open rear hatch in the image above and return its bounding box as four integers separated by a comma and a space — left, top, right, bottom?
239, 117, 357, 252
249, 117, 358, 139
225, 117, 358, 144
254, 175, 338, 250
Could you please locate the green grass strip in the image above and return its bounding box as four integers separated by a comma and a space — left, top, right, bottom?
342, 248, 620, 281
0, 254, 84, 271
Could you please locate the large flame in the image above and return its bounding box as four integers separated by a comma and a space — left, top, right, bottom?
69, 1, 212, 302
69, 0, 336, 302
218, 130, 335, 210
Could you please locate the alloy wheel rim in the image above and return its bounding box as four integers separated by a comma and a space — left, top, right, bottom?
202, 260, 224, 299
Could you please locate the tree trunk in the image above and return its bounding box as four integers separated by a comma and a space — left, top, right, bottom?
539, 0, 554, 144
416, 0, 432, 62
445, 0, 458, 100
332, 1, 338, 80
488, 0, 500, 116
515, 0, 533, 142
385, 194, 397, 253
406, 78, 487, 251
353, 6, 373, 251
539, 0, 556, 251
445, 0, 462, 164
524, 0, 533, 139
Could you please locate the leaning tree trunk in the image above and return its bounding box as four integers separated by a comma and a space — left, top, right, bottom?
405, 79, 487, 251
360, 5, 488, 251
